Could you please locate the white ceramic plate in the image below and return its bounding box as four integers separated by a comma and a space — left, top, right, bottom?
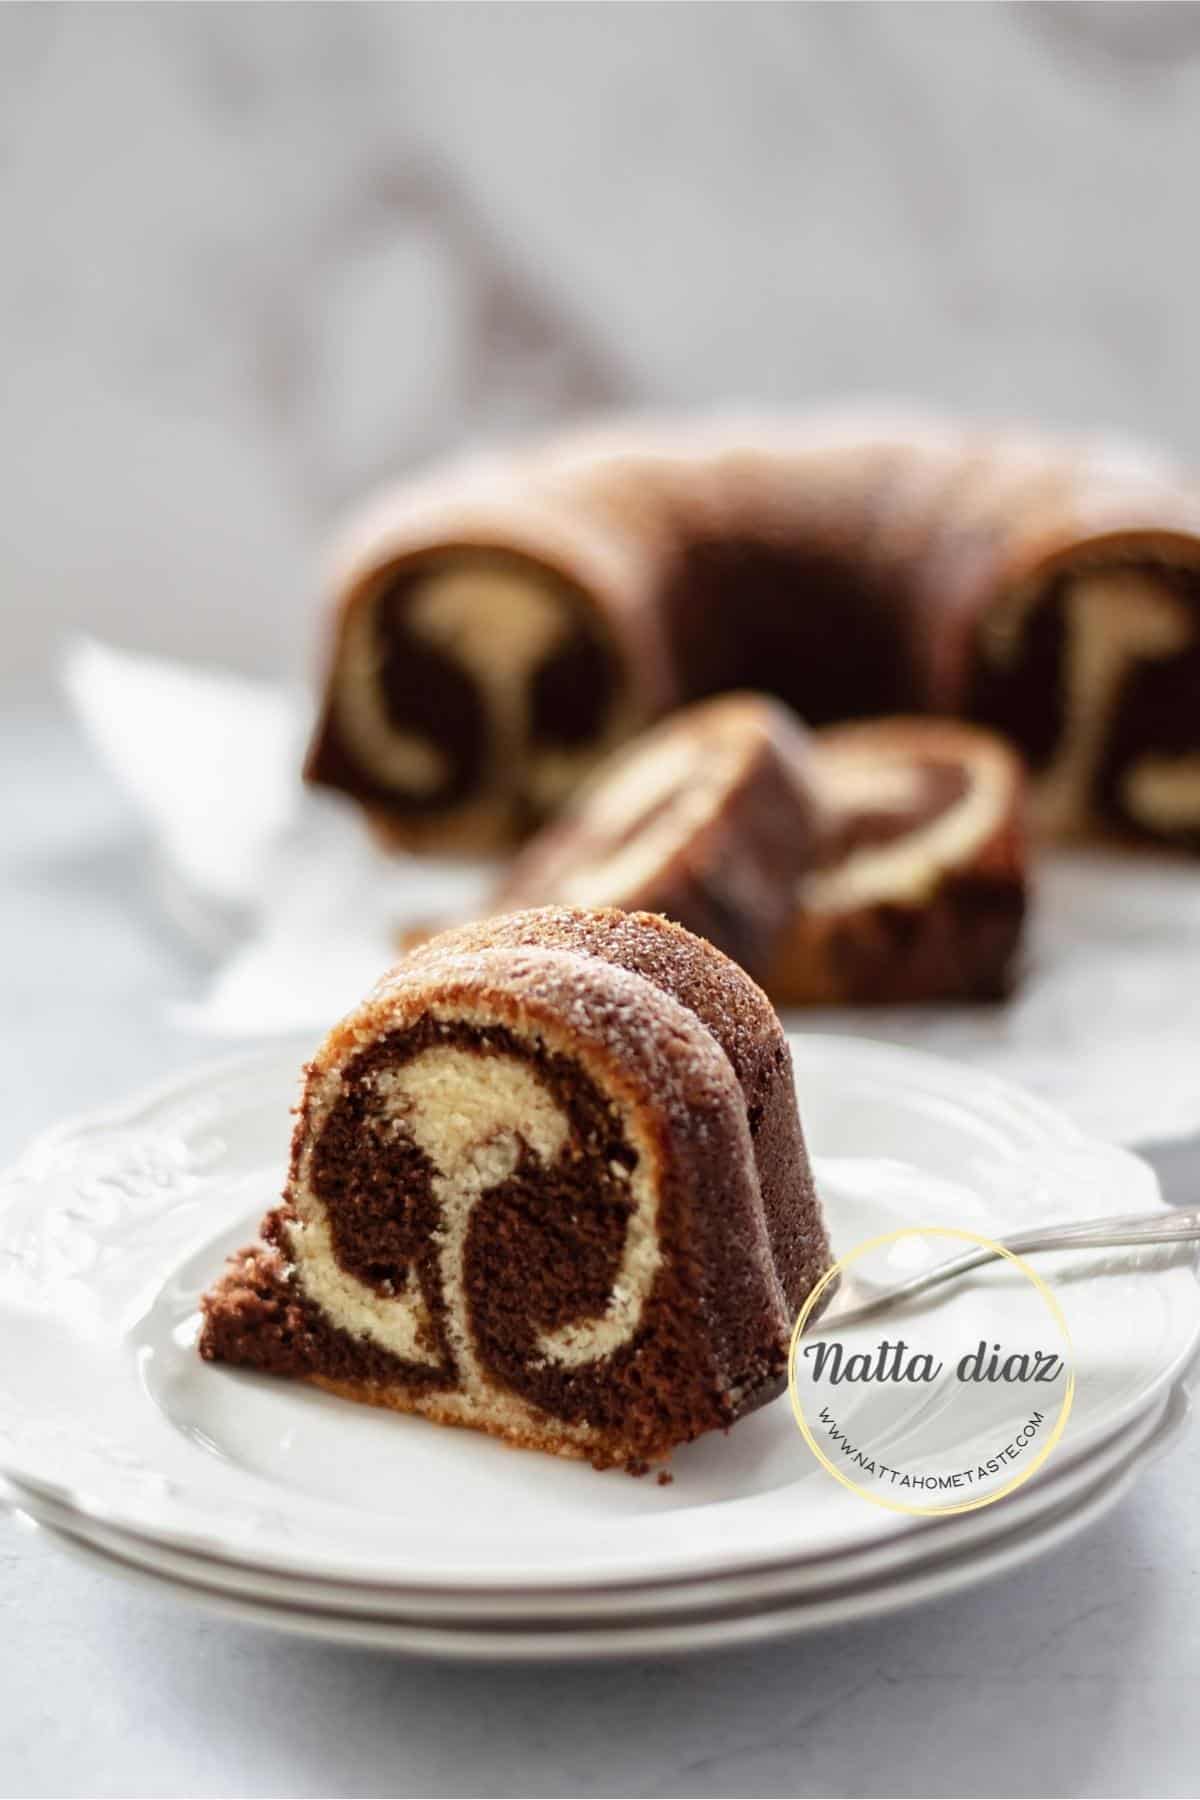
8, 1382, 1188, 1660
0, 1035, 1196, 1594
2, 1384, 1181, 1624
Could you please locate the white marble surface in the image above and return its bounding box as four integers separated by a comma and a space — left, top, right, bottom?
5, 4, 1200, 695
3, 705, 1200, 1799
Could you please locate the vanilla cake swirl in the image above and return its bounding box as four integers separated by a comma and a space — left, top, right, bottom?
199, 907, 830, 1470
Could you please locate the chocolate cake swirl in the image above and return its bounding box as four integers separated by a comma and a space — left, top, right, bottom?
200, 907, 830, 1470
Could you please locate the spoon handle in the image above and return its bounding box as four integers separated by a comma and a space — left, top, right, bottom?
815, 1208, 1200, 1333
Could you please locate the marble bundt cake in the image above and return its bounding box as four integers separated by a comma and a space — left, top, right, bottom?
490, 694, 825, 980
199, 907, 830, 1470
306, 413, 1200, 853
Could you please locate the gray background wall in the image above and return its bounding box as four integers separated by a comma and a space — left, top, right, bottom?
4, 1, 1199, 695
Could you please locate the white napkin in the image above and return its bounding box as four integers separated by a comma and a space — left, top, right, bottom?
62, 638, 492, 1032
62, 638, 1200, 1148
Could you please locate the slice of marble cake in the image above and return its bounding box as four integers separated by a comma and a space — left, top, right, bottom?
200, 906, 831, 1471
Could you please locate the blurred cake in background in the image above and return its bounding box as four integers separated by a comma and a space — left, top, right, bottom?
306, 411, 1200, 857
491, 692, 824, 981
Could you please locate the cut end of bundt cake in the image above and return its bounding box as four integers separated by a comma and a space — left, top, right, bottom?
200, 907, 831, 1471
968, 554, 1200, 847
305, 547, 645, 852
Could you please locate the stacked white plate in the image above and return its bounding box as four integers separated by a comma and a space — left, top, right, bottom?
1, 1035, 1196, 1660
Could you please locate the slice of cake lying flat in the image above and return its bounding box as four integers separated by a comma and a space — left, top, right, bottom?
491, 693, 825, 981
768, 717, 1028, 1005
200, 906, 831, 1471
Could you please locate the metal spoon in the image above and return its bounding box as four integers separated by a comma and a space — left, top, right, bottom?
810, 1207, 1200, 1333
